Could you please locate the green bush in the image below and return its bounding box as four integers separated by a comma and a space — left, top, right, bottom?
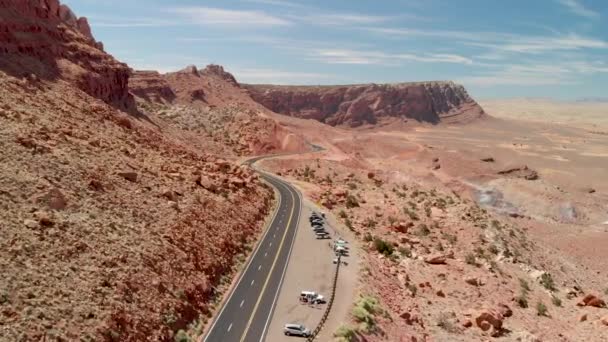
540, 273, 556, 291
465, 253, 477, 266
551, 295, 562, 307
174, 330, 191, 342
373, 238, 394, 256
334, 324, 357, 342
515, 294, 529, 308
416, 224, 430, 236
346, 194, 359, 208
399, 246, 412, 258
536, 301, 548, 316
363, 218, 377, 228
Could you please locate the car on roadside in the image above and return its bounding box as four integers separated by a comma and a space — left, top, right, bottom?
284, 323, 312, 337
315, 231, 329, 238
299, 291, 326, 304
316, 232, 330, 239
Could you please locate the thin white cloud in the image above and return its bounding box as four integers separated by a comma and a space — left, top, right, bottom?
310, 49, 473, 65
242, 0, 308, 8
557, 0, 599, 18
460, 60, 608, 86
169, 6, 291, 27
88, 16, 178, 28
469, 34, 608, 54
372, 26, 608, 55
296, 13, 392, 26
231, 67, 335, 84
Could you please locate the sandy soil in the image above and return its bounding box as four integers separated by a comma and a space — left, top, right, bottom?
480, 98, 608, 129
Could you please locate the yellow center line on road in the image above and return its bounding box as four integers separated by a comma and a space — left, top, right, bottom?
239, 177, 296, 342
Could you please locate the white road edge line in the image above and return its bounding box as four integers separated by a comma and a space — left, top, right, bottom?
203, 175, 284, 341
251, 280, 255, 286
258, 176, 302, 342
258, 265, 261, 271
240, 300, 245, 308
227, 323, 233, 332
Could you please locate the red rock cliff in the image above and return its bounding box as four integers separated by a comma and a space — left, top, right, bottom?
244, 82, 485, 126
0, 0, 134, 111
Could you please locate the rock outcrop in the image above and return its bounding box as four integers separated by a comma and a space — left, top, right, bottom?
0, 0, 134, 111
244, 82, 485, 127
129, 71, 176, 104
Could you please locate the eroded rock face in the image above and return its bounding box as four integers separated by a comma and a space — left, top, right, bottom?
130, 71, 176, 104
244, 82, 485, 126
0, 0, 134, 111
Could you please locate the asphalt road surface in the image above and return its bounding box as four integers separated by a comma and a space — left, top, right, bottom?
204, 163, 302, 342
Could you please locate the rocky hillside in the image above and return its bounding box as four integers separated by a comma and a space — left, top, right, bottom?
0, 0, 134, 112
130, 65, 309, 155
0, 1, 274, 340
244, 82, 485, 127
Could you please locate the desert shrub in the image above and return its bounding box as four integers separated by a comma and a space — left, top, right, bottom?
174, 330, 191, 342
519, 278, 531, 293
465, 253, 477, 266
551, 295, 562, 307
403, 207, 419, 221
442, 232, 457, 244
344, 217, 354, 231
339, 210, 347, 218
425, 206, 432, 217
406, 283, 418, 296
488, 244, 499, 255
437, 313, 459, 333
363, 218, 377, 229
373, 238, 394, 256
604, 288, 608, 296
515, 294, 529, 308
352, 296, 382, 333
363, 232, 373, 242
536, 301, 548, 316
346, 194, 359, 208
416, 224, 430, 237
540, 273, 556, 291
334, 324, 357, 342
348, 183, 357, 190
398, 246, 412, 258
387, 216, 397, 225
161, 310, 177, 326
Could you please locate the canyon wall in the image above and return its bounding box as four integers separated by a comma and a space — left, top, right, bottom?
244, 82, 485, 126
0, 0, 134, 111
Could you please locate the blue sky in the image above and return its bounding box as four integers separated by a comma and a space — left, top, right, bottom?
64, 0, 608, 99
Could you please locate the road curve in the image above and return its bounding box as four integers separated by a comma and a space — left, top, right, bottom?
203, 158, 302, 342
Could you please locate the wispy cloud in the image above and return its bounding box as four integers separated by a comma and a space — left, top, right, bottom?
460, 60, 608, 86
231, 67, 335, 84
88, 16, 178, 28
242, 0, 308, 8
469, 33, 608, 54
310, 49, 473, 65
371, 27, 608, 54
557, 0, 599, 18
169, 6, 292, 27
300, 13, 392, 26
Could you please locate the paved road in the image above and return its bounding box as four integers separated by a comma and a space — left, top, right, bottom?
204, 161, 302, 342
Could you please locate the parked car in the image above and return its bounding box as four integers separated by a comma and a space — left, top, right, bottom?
316, 232, 330, 239
284, 323, 311, 337
315, 231, 329, 238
